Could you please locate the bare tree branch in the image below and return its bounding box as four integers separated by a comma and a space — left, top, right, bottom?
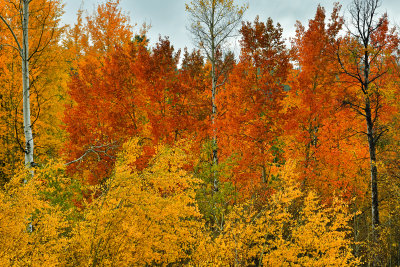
65, 142, 119, 166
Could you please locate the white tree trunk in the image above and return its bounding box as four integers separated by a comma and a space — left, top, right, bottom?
22, 0, 34, 168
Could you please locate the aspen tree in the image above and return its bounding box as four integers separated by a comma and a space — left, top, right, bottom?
186, 0, 247, 192
0, 0, 33, 169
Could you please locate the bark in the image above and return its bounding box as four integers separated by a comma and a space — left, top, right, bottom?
0, 0, 34, 169
211, 59, 219, 192
261, 165, 267, 183
210, 6, 219, 192
364, 45, 379, 229
22, 0, 34, 168
366, 96, 379, 228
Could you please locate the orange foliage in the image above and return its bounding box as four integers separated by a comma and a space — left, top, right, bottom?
218, 17, 290, 196
64, 1, 209, 184
285, 4, 368, 200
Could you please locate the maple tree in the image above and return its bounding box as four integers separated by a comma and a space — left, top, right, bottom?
133, 37, 203, 144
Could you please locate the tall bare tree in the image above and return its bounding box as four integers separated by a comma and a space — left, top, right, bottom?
337, 0, 399, 232
186, 0, 247, 192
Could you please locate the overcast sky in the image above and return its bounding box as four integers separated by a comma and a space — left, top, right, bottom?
61, 0, 400, 52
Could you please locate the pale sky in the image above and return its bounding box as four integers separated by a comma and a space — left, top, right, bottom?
61, 0, 400, 52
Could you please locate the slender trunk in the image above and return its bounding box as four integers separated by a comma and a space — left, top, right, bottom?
365, 96, 379, 228
261, 164, 267, 183
211, 61, 218, 191
22, 0, 34, 168
363, 48, 379, 230
211, 4, 218, 192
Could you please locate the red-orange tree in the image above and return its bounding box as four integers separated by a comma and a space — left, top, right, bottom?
64, 0, 136, 184
285, 4, 368, 200
218, 17, 290, 197
64, 1, 210, 184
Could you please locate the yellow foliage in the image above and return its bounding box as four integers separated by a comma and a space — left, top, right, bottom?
67, 137, 205, 265
0, 167, 69, 266
194, 161, 360, 266
0, 0, 69, 185
0, 139, 206, 266
0, 146, 361, 266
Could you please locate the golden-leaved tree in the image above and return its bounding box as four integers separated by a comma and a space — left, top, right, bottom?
0, 0, 68, 185
67, 137, 205, 265
0, 138, 205, 265
194, 162, 360, 266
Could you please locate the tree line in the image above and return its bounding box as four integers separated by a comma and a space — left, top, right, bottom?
0, 0, 399, 265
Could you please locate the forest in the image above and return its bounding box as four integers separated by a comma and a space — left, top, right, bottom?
0, 0, 399, 265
